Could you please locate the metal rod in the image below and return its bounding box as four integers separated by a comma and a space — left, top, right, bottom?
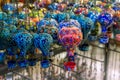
77, 53, 104, 62
90, 43, 120, 54
12, 70, 32, 80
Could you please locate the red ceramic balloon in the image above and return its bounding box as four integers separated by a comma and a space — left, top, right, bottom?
59, 27, 82, 49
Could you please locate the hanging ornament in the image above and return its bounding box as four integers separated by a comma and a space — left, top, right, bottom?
13, 32, 33, 57
59, 27, 82, 50
58, 25, 82, 67
34, 33, 53, 56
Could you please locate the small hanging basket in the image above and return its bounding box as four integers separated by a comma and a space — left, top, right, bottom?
99, 36, 109, 44
18, 59, 28, 68
7, 60, 16, 69
64, 61, 76, 71
41, 60, 50, 68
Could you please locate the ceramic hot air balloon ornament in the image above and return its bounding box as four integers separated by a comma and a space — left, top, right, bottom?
12, 32, 33, 68
34, 33, 53, 68
98, 12, 113, 44
13, 32, 33, 57
98, 12, 113, 33
58, 15, 82, 55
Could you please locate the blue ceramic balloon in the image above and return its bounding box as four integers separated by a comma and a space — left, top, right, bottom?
98, 13, 113, 33
34, 33, 53, 56
41, 60, 50, 68
13, 32, 33, 57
